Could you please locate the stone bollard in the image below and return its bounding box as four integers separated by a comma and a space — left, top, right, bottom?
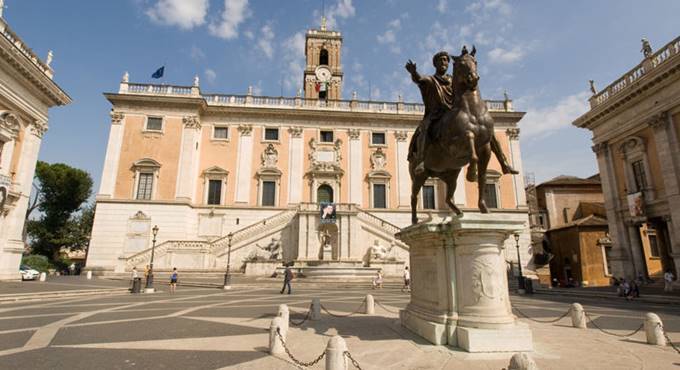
269, 316, 287, 355
278, 304, 289, 333
365, 294, 375, 315
644, 312, 666, 346
39, 272, 47, 282
325, 335, 349, 370
570, 303, 586, 329
311, 298, 321, 321
507, 352, 539, 370
86, 271, 93, 280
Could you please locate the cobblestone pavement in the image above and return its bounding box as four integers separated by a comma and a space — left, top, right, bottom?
0, 280, 678, 369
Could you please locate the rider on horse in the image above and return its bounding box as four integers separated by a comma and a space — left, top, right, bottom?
406, 49, 519, 176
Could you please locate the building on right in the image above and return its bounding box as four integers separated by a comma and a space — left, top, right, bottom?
573, 36, 680, 280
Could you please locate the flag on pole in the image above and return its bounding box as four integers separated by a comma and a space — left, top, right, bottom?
151, 66, 165, 79
315, 82, 321, 92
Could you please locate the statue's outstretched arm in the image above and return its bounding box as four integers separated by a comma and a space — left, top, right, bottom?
405, 59, 422, 84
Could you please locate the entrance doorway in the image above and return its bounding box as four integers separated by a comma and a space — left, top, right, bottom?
317, 184, 334, 203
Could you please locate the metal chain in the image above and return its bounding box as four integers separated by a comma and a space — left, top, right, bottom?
320, 298, 366, 318
344, 350, 363, 370
289, 305, 312, 327
658, 322, 680, 354
375, 299, 400, 314
512, 305, 572, 324
276, 327, 326, 367
585, 313, 644, 337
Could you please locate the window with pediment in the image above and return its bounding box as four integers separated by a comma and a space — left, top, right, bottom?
131, 158, 161, 200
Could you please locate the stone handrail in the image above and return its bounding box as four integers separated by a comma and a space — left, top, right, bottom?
210, 209, 298, 255
590, 35, 680, 108
125, 240, 209, 267
355, 207, 409, 250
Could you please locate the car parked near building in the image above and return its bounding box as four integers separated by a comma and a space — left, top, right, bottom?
19, 265, 39, 281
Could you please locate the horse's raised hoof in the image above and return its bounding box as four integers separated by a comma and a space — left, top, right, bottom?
502, 164, 520, 175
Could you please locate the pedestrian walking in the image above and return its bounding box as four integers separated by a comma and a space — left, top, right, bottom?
664, 269, 675, 292
280, 264, 293, 294
130, 267, 139, 291
402, 266, 411, 292
169, 267, 178, 293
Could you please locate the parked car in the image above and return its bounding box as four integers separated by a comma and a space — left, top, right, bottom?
20, 265, 40, 281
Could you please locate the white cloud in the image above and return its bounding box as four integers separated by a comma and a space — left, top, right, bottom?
209, 0, 250, 40
436, 0, 447, 14
488, 46, 524, 64
519, 91, 590, 139
465, 0, 512, 17
323, 0, 356, 29
257, 24, 275, 59
190, 45, 205, 61
377, 19, 402, 55
204, 68, 217, 84
146, 0, 208, 30
281, 32, 306, 92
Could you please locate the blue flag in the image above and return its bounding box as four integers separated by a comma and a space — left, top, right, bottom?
151, 66, 164, 79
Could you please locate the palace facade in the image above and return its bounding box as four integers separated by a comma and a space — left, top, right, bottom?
0, 12, 71, 280
86, 21, 530, 276
574, 35, 680, 280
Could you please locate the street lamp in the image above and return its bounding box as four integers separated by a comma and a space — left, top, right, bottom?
514, 232, 525, 291
223, 232, 233, 290
145, 225, 159, 293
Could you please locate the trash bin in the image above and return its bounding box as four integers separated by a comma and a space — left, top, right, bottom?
524, 277, 534, 294
131, 277, 142, 293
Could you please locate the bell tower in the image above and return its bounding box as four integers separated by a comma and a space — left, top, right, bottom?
303, 16, 343, 100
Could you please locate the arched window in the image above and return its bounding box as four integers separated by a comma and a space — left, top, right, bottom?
317, 184, 333, 203
319, 49, 329, 66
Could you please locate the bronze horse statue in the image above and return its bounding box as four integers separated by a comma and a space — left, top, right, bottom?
409, 46, 494, 224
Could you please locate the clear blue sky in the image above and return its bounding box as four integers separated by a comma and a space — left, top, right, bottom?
5, 0, 680, 191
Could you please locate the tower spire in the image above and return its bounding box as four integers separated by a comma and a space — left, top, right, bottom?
320, 0, 327, 31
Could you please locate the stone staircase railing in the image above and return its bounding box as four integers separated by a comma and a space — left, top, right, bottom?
211, 208, 298, 256
125, 240, 209, 267
355, 207, 409, 251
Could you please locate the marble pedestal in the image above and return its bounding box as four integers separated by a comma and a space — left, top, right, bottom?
321, 245, 332, 261
397, 214, 533, 352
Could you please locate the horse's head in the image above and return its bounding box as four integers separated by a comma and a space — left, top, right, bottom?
451, 45, 479, 90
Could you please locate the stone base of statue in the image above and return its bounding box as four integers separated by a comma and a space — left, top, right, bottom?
396, 214, 533, 352
321, 244, 333, 260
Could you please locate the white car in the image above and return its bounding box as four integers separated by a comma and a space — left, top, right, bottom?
20, 265, 39, 281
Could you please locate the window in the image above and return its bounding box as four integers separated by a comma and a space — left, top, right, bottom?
317, 184, 334, 203
563, 208, 570, 224
319, 49, 329, 66
484, 183, 498, 209
649, 232, 660, 258
262, 181, 276, 206
320, 130, 334, 143
213, 126, 229, 139
0, 140, 4, 167
423, 185, 435, 209
207, 179, 222, 205
371, 132, 386, 145
264, 128, 279, 141
146, 117, 163, 131
632, 160, 647, 191
136, 173, 154, 200
319, 90, 327, 100
373, 184, 386, 208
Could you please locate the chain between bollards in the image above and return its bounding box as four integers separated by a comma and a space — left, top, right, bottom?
320, 297, 367, 318
658, 322, 680, 354
275, 327, 326, 367
584, 312, 645, 337
344, 350, 363, 370
375, 299, 399, 314
289, 305, 313, 326
512, 304, 572, 323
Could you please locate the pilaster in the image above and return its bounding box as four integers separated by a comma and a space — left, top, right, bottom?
235, 124, 254, 204
348, 129, 363, 205
287, 126, 304, 204
98, 111, 125, 198
175, 116, 202, 202
395, 131, 410, 208
506, 128, 526, 207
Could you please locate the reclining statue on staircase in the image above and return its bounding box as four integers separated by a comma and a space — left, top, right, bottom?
253, 237, 282, 260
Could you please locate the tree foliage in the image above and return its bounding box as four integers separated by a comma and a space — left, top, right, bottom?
26, 161, 93, 260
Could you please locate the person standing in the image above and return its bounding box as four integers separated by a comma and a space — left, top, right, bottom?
664, 269, 675, 292
130, 267, 139, 291
169, 267, 178, 293
280, 264, 293, 294
402, 266, 411, 292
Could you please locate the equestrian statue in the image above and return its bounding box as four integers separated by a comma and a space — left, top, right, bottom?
406, 46, 518, 224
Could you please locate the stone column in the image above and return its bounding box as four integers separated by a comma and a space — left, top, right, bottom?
397, 214, 532, 352
593, 142, 634, 277
348, 129, 363, 205
287, 127, 304, 204
175, 116, 202, 202
626, 222, 647, 277
395, 131, 411, 208
98, 111, 125, 198
234, 124, 253, 204
506, 128, 526, 207
650, 113, 680, 274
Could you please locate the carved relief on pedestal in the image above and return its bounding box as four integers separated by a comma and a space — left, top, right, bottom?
470, 258, 502, 305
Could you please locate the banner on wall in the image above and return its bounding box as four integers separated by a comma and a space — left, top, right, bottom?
319, 203, 337, 224
627, 192, 645, 217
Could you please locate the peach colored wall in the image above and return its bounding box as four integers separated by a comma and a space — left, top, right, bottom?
611, 128, 665, 200
114, 115, 182, 200
196, 125, 238, 204
247, 127, 292, 206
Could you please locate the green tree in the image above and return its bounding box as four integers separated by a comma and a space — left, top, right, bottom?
26, 161, 93, 260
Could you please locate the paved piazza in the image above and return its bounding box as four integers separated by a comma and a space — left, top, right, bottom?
0, 280, 678, 369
